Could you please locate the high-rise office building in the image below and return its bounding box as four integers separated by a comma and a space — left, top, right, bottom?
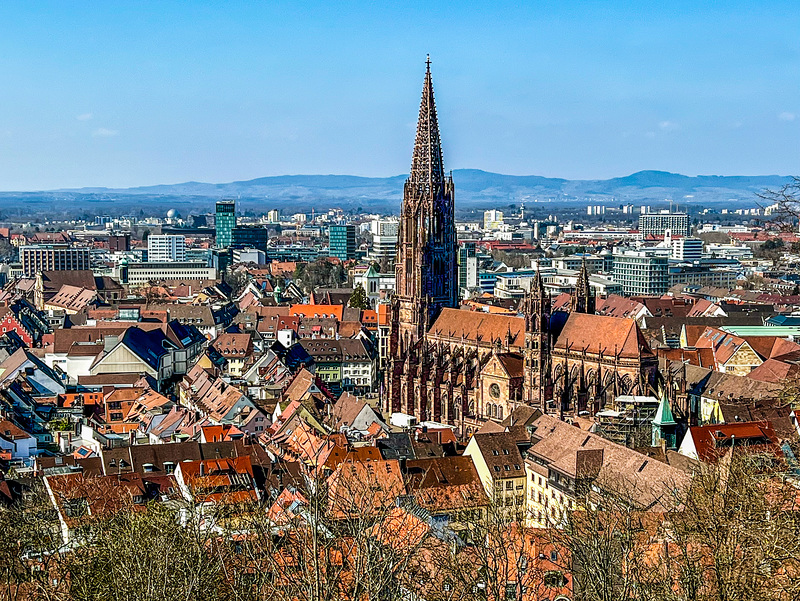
231, 225, 269, 251
147, 234, 186, 262
612, 248, 670, 296
639, 212, 690, 237
20, 245, 91, 276
215, 200, 236, 249
328, 224, 356, 262
670, 236, 703, 262
368, 219, 399, 265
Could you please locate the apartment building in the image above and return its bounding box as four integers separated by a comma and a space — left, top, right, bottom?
20, 245, 90, 275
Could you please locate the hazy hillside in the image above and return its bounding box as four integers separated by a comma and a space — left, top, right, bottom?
0, 170, 790, 220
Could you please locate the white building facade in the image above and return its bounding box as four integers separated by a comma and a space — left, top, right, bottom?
147, 235, 186, 262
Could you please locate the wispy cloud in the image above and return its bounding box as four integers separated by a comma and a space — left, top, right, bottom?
76, 113, 93, 121
92, 127, 119, 137
779, 111, 796, 122
658, 120, 679, 132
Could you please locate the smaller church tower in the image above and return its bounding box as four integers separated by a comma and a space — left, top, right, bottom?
521, 266, 551, 409
570, 259, 595, 314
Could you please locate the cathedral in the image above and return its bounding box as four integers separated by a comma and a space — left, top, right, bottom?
385, 60, 658, 438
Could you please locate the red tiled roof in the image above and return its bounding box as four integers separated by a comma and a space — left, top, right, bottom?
596, 295, 647, 319
685, 421, 782, 464
555, 313, 654, 359
429, 308, 524, 348
747, 359, 800, 384
290, 304, 344, 320
212, 332, 253, 358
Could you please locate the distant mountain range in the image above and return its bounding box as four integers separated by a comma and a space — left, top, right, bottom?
0, 170, 791, 219
58, 169, 790, 204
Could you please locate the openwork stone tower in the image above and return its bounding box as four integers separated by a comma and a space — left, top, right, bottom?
387, 57, 458, 416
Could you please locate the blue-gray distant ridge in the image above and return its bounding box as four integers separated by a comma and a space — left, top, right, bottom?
0, 170, 791, 218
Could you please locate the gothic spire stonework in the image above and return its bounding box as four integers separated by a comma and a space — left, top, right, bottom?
409, 56, 446, 192
571, 258, 595, 314
387, 58, 458, 419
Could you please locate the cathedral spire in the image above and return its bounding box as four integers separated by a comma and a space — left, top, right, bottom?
409, 55, 445, 190
388, 58, 458, 420
571, 258, 595, 314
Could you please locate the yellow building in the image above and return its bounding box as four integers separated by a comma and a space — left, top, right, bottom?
464, 431, 526, 511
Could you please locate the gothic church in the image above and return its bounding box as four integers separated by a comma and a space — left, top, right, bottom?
385, 61, 658, 437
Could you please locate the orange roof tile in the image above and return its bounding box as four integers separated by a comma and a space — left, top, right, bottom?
429, 308, 524, 348
555, 313, 654, 359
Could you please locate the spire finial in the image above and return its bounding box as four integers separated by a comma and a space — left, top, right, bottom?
409, 54, 444, 187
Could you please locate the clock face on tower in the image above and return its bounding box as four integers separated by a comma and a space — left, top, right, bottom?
489, 383, 501, 399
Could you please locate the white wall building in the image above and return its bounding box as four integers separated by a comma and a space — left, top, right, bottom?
483, 210, 504, 230
147, 235, 186, 262
671, 236, 703, 262
368, 218, 399, 265
121, 261, 217, 285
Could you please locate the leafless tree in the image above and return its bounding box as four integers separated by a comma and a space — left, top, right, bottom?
0, 483, 65, 601
757, 177, 800, 231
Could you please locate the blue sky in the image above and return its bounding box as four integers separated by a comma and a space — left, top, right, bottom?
0, 1, 798, 189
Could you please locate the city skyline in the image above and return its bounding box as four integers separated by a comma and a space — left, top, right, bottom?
1, 1, 798, 190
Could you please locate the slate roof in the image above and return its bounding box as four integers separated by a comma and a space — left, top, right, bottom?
120, 327, 175, 371
270, 340, 314, 372
165, 319, 206, 349
52, 323, 164, 354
